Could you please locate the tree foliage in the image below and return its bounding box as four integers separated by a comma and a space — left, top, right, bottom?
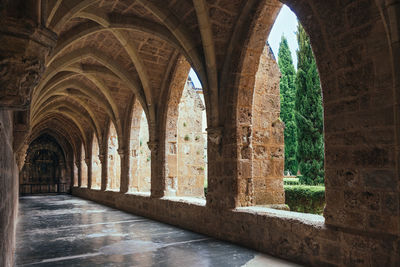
295, 24, 324, 185
278, 36, 298, 175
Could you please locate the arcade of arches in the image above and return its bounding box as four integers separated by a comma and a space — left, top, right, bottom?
0, 1, 399, 266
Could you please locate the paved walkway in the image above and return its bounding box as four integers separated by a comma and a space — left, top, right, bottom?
15, 195, 301, 267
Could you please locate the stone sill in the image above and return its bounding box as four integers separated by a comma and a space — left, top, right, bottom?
125, 191, 151, 197
235, 206, 325, 226
161, 196, 206, 206
105, 189, 120, 192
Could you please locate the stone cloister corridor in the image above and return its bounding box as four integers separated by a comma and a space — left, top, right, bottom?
16, 195, 299, 266
0, 0, 399, 266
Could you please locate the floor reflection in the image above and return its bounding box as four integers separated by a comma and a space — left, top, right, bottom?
15, 195, 301, 267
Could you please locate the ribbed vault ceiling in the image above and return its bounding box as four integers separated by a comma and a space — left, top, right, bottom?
30, 0, 282, 158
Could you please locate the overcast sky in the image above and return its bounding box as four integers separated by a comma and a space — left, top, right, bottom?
189, 5, 298, 88
268, 5, 298, 68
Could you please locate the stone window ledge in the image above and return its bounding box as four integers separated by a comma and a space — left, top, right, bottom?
125, 191, 151, 197
105, 189, 120, 193
162, 196, 206, 206
235, 206, 325, 226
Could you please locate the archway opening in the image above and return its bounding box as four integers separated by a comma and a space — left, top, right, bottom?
249, 4, 325, 213
165, 63, 207, 198
91, 134, 101, 190
73, 158, 78, 187
19, 134, 69, 194
128, 100, 151, 194
80, 143, 88, 188
107, 123, 121, 191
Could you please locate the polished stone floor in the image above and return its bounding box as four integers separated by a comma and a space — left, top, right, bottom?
15, 195, 301, 267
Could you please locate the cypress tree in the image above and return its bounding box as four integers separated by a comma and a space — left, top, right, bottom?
295, 24, 324, 185
278, 36, 297, 175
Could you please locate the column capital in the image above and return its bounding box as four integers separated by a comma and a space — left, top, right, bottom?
117, 148, 128, 157
147, 141, 159, 155
98, 154, 106, 164
0, 17, 57, 109
206, 126, 223, 145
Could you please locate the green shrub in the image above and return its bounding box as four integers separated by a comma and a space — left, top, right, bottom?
283, 177, 300, 185
284, 185, 325, 215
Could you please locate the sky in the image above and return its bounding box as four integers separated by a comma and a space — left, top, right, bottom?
189, 5, 298, 88
268, 5, 298, 68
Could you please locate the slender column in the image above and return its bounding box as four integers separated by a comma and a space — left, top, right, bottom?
98, 154, 107, 191
118, 148, 129, 193
205, 126, 237, 209
85, 157, 91, 189
148, 140, 163, 198
76, 160, 82, 187
58, 162, 66, 193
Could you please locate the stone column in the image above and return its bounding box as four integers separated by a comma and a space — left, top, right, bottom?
0, 14, 57, 159
98, 154, 107, 191
0, 8, 57, 266
205, 126, 237, 209
148, 140, 163, 198
75, 160, 81, 187
58, 162, 65, 193
68, 160, 74, 189
118, 148, 129, 193
0, 19, 56, 108
85, 157, 91, 189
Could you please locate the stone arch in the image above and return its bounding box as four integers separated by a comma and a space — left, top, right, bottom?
31, 46, 147, 124
204, 0, 282, 209
20, 134, 70, 194
28, 127, 76, 189
223, 0, 400, 230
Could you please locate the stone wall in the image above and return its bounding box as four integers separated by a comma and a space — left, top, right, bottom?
0, 110, 18, 267
252, 45, 284, 205
72, 188, 399, 266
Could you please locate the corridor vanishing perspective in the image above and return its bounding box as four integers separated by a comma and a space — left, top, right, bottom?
15, 195, 300, 267
0, 0, 399, 266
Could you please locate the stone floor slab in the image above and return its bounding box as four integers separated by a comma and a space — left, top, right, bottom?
15, 195, 301, 267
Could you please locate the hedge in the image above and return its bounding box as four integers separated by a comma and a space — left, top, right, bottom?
204, 184, 325, 215
283, 177, 300, 185
284, 185, 325, 215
